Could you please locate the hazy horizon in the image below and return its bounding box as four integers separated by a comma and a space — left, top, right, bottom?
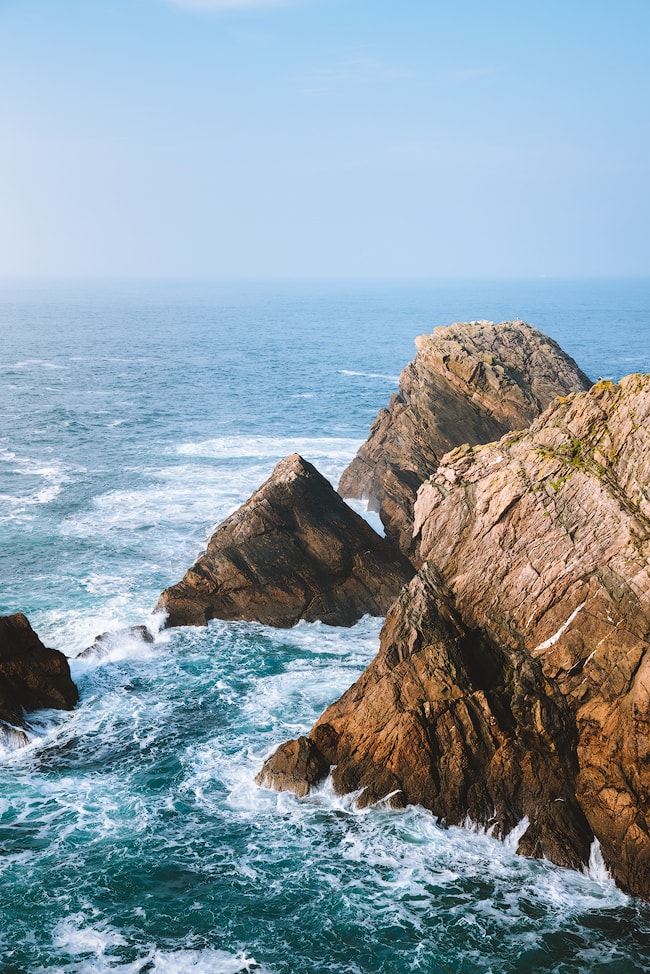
2, 0, 648, 280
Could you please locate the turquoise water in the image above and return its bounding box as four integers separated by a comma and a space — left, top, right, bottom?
1, 278, 650, 973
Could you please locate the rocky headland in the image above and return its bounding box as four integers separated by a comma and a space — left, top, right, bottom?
258, 330, 650, 901
0, 613, 78, 745
338, 320, 591, 559
157, 453, 413, 628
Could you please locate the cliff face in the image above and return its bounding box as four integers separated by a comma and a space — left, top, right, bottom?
259, 374, 650, 899
0, 613, 78, 742
157, 454, 414, 629
338, 320, 591, 559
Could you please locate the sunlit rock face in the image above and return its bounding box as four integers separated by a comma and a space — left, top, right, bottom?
338, 320, 591, 560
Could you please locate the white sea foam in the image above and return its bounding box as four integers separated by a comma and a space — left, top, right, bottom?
47, 919, 265, 974
585, 837, 613, 883
10, 359, 65, 370
0, 453, 69, 507
337, 369, 400, 382
344, 497, 384, 535
173, 435, 362, 486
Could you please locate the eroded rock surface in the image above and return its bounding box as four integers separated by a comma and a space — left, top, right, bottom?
260, 374, 650, 899
0, 613, 78, 738
338, 320, 591, 559
157, 454, 413, 629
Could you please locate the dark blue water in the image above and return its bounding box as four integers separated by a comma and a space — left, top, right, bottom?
0, 278, 649, 973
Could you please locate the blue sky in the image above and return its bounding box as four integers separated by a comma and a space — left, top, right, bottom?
1, 0, 648, 278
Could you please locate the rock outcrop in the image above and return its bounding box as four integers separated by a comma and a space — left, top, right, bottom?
259, 374, 650, 899
78, 625, 154, 660
157, 454, 414, 629
338, 320, 591, 559
0, 613, 78, 740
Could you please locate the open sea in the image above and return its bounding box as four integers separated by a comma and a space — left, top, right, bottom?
1, 277, 650, 974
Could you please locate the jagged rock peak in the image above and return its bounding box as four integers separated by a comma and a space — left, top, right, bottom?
157, 453, 414, 629
338, 319, 591, 560
260, 373, 650, 900
0, 613, 78, 742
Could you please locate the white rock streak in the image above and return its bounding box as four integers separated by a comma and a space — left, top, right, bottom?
533, 602, 586, 653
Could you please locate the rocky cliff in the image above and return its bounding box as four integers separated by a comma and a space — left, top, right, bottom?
157, 453, 413, 628
259, 374, 650, 899
0, 613, 78, 743
338, 320, 591, 559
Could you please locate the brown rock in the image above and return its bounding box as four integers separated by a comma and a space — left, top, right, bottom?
338, 320, 591, 559
411, 373, 650, 896
256, 736, 330, 798
0, 613, 78, 735
260, 373, 650, 899
157, 453, 414, 629
259, 566, 593, 870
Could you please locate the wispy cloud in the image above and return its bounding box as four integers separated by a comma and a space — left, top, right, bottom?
167, 0, 291, 10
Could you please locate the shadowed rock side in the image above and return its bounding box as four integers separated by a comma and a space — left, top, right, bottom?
0, 613, 78, 744
259, 374, 650, 899
157, 454, 414, 629
338, 320, 591, 559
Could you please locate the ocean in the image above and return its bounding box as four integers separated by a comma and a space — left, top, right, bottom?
1, 277, 649, 973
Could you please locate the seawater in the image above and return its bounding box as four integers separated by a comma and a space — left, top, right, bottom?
1, 278, 650, 974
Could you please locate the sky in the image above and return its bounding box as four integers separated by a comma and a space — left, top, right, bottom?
0, 0, 649, 279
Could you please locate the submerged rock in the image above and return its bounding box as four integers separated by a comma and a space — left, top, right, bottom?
260, 374, 650, 900
78, 624, 154, 660
0, 613, 78, 737
338, 320, 591, 559
157, 453, 414, 629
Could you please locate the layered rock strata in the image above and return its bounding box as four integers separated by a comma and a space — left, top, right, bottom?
157, 454, 414, 628
259, 374, 650, 899
0, 613, 78, 742
338, 320, 591, 559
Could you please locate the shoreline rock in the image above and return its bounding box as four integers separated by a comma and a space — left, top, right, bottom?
259, 373, 650, 900
338, 320, 591, 560
0, 613, 79, 739
157, 453, 414, 629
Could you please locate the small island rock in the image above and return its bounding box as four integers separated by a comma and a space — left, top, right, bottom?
157, 454, 414, 629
